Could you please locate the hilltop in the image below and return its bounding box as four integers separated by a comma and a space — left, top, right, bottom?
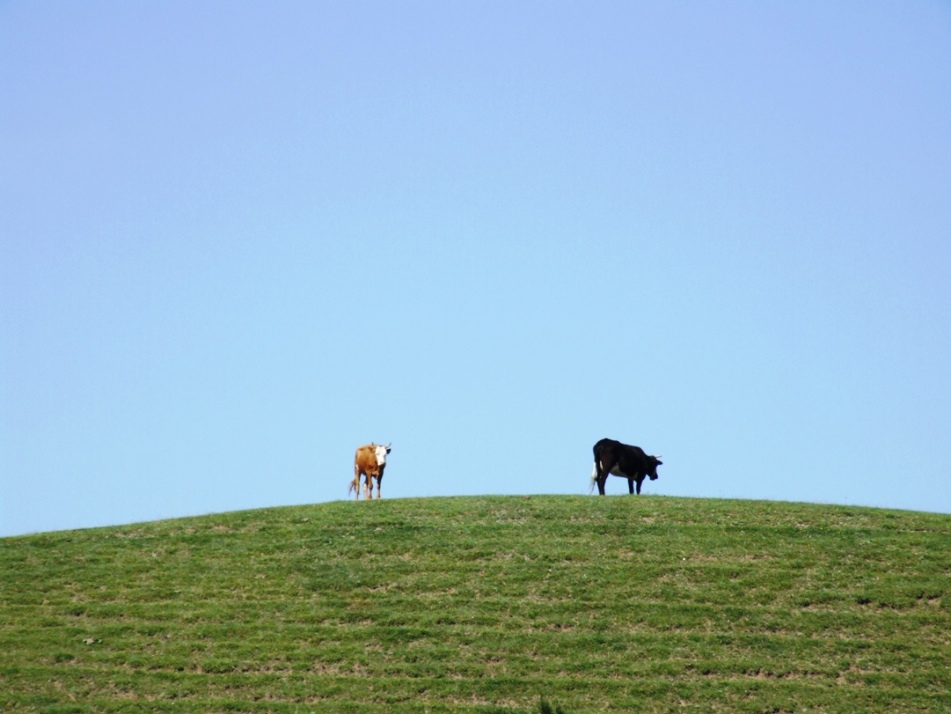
1, 495, 949, 712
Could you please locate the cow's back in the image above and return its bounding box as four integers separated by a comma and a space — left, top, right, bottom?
618, 443, 649, 471
594, 438, 649, 472
593, 438, 622, 460
354, 444, 380, 476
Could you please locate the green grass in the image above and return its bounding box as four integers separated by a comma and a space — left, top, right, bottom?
1, 495, 949, 712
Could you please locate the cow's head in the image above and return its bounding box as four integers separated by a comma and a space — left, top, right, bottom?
374, 443, 391, 466
648, 455, 662, 480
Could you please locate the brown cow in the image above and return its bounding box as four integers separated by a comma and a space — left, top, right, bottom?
349, 443, 391, 500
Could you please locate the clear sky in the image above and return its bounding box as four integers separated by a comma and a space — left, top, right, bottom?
2, 2, 950, 537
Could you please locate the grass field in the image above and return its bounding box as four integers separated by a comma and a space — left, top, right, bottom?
1, 495, 949, 712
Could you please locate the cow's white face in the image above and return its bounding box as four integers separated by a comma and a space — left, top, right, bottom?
374, 444, 389, 466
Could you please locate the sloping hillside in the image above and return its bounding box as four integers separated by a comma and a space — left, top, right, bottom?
1, 495, 949, 712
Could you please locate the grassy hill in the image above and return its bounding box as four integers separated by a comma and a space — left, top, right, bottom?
1, 495, 949, 713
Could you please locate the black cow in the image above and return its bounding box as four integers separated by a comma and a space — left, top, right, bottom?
591, 438, 662, 495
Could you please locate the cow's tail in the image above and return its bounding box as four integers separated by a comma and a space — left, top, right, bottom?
348, 464, 359, 497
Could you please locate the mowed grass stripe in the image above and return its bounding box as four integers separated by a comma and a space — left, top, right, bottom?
1, 495, 949, 712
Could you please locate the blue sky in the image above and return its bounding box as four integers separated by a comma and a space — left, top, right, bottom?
2, 2, 950, 537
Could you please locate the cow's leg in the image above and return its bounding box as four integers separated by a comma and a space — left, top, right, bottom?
352, 469, 361, 501
596, 458, 612, 496
628, 478, 635, 494
363, 475, 371, 500
375, 474, 383, 500
635, 476, 644, 495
